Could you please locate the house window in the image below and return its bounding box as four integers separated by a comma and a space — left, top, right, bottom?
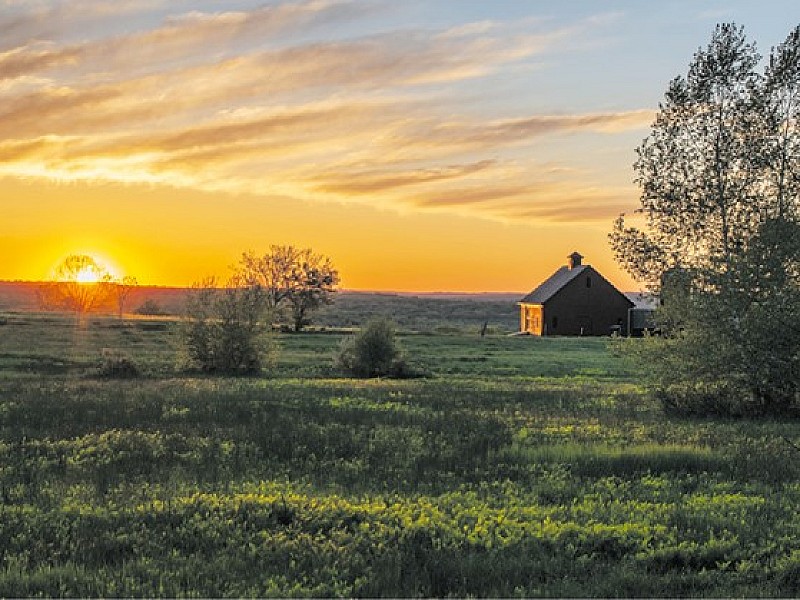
552, 316, 558, 329
586, 276, 592, 288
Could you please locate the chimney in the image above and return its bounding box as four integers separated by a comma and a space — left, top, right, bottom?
567, 251, 583, 270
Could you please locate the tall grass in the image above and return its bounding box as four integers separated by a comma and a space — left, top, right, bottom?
1, 313, 800, 595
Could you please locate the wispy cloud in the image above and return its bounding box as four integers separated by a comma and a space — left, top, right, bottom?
0, 0, 380, 82
0, 1, 647, 224
0, 0, 172, 51
311, 159, 499, 195
388, 110, 654, 154
408, 179, 637, 223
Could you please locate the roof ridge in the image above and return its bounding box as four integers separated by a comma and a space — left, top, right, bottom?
519, 264, 588, 304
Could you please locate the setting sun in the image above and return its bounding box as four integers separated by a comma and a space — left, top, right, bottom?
52, 254, 119, 284
75, 265, 102, 284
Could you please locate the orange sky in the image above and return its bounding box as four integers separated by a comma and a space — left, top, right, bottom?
3, 1, 791, 292
3, 176, 639, 292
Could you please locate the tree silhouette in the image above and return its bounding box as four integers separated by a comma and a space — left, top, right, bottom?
38, 255, 114, 319
610, 23, 800, 413
239, 246, 339, 331
114, 276, 138, 319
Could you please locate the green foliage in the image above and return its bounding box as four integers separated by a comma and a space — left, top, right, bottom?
179, 279, 273, 375
134, 299, 166, 316
6, 315, 800, 595
314, 292, 519, 333
97, 349, 139, 379
615, 237, 800, 416
335, 318, 413, 378
610, 23, 800, 415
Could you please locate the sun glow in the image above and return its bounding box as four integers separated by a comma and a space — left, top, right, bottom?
75, 265, 103, 283
51, 253, 121, 283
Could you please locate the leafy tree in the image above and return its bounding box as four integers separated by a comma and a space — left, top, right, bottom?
762, 25, 800, 218
239, 246, 339, 332
610, 23, 800, 414
179, 277, 273, 374
285, 251, 339, 332
38, 254, 114, 319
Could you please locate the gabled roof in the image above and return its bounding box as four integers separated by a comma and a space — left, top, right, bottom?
519, 265, 589, 304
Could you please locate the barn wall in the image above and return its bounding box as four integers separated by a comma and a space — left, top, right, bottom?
543, 267, 631, 336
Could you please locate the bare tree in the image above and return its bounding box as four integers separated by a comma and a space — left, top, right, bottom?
238, 246, 339, 331
38, 255, 114, 320
114, 276, 138, 319
239, 246, 300, 311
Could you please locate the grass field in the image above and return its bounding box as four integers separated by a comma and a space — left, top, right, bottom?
1, 311, 800, 597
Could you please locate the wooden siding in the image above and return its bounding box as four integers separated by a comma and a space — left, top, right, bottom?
519, 266, 632, 336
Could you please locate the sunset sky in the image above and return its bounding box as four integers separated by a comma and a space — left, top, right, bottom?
2, 0, 799, 292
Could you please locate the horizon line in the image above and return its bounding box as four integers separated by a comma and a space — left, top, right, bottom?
0, 279, 526, 295
0, 279, 655, 296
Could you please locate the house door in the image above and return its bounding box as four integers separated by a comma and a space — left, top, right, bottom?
577, 316, 593, 336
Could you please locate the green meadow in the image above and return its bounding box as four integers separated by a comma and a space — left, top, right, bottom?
1, 312, 800, 597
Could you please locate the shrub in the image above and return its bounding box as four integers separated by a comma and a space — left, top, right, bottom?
335, 318, 413, 378
98, 348, 139, 378
614, 299, 800, 417
655, 381, 749, 417
179, 279, 273, 375
134, 299, 166, 316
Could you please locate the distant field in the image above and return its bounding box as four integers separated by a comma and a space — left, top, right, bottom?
314, 291, 520, 333
0, 281, 520, 332
0, 281, 189, 314
1, 312, 800, 597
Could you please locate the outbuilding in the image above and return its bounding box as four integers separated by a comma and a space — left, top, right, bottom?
518, 252, 634, 336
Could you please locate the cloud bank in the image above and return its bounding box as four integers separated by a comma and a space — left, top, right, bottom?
0, 1, 651, 223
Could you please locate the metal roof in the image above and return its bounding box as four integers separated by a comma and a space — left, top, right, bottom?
519, 265, 588, 304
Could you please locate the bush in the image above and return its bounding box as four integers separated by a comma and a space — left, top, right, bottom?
655, 381, 749, 417
179, 280, 273, 375
135, 299, 166, 316
335, 318, 413, 378
98, 349, 139, 378
615, 280, 800, 417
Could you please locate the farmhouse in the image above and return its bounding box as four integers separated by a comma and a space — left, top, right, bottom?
519, 252, 634, 336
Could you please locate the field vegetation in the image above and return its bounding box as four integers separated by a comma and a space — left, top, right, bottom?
1, 311, 800, 596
